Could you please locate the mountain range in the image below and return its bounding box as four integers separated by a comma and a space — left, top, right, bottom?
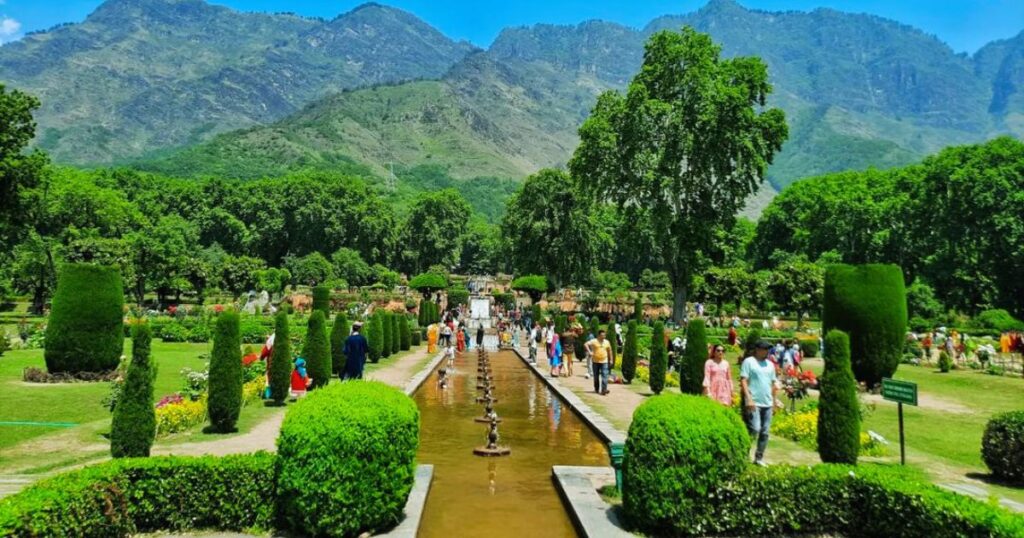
2, 0, 1023, 210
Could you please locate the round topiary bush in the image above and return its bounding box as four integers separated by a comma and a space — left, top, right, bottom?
276, 381, 420, 537
817, 330, 860, 464
680, 319, 707, 395
623, 393, 749, 534
45, 263, 125, 374
982, 410, 1024, 485
822, 264, 907, 387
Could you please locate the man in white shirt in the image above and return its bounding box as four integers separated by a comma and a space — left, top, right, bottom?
528, 325, 539, 363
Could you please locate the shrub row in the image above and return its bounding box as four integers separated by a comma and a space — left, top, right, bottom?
0, 453, 276, 537
678, 464, 1024, 537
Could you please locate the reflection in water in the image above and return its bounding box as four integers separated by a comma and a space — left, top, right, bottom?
414, 350, 608, 538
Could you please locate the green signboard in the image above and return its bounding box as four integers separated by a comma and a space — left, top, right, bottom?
882, 378, 918, 406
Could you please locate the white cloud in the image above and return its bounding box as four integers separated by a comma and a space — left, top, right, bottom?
0, 16, 19, 43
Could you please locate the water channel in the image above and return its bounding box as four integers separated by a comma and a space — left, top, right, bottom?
413, 349, 609, 537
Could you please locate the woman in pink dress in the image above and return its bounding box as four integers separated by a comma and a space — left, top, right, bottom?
703, 344, 734, 406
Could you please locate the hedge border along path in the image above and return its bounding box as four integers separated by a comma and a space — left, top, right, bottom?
0, 453, 276, 537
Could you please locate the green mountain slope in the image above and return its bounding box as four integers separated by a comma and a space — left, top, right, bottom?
0, 0, 476, 164
142, 1, 1021, 199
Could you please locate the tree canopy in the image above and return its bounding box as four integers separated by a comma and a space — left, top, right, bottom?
570, 27, 788, 321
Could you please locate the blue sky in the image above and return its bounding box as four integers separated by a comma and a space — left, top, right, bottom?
2, 0, 1022, 53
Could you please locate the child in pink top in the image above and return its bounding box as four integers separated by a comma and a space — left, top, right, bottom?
703, 345, 734, 406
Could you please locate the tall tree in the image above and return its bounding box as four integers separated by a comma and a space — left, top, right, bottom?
570, 27, 788, 322
501, 169, 597, 288
397, 189, 470, 274
0, 85, 48, 251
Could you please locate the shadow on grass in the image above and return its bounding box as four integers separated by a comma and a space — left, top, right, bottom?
966, 471, 1024, 489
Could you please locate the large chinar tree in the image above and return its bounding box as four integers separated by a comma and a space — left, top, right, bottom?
569, 27, 788, 323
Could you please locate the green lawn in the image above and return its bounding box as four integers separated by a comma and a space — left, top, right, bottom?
0, 341, 211, 450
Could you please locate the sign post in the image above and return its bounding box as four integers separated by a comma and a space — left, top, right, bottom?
881, 378, 918, 465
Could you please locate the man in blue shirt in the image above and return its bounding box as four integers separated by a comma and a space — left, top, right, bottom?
741, 340, 778, 465
342, 322, 369, 380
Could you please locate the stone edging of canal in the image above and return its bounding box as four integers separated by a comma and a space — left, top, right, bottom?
509, 348, 634, 538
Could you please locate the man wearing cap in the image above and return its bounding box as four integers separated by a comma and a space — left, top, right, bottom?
740, 340, 778, 465
342, 322, 369, 380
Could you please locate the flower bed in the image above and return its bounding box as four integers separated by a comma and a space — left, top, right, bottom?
772, 401, 886, 456
155, 376, 266, 436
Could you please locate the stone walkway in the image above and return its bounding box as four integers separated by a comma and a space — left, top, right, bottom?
515, 345, 1024, 512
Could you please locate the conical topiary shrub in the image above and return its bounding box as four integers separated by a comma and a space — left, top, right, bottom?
269, 311, 292, 405
45, 263, 125, 374
399, 314, 411, 351
330, 312, 350, 376
368, 311, 383, 363
622, 320, 638, 383
381, 311, 393, 358
680, 319, 707, 395
312, 285, 331, 315
607, 323, 618, 361
208, 310, 243, 433
648, 321, 667, 394
390, 313, 401, 355
110, 322, 156, 458
304, 310, 331, 389
817, 329, 860, 464
634, 296, 643, 322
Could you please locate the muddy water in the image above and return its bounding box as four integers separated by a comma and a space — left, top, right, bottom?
413, 350, 608, 538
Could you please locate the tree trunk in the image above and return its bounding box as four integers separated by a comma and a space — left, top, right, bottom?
672, 285, 688, 324
31, 285, 45, 316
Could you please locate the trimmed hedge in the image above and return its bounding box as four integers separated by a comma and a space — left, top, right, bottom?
304, 310, 331, 389
45, 263, 125, 374
312, 285, 331, 315
675, 464, 1024, 537
390, 313, 400, 356
623, 394, 750, 533
368, 311, 383, 363
330, 312, 350, 376
982, 410, 1024, 485
276, 381, 419, 537
817, 330, 860, 464
381, 311, 393, 358
648, 321, 667, 394
679, 319, 706, 395
207, 311, 242, 433
799, 337, 819, 358
399, 314, 411, 351
268, 311, 292, 405
0, 453, 276, 537
409, 272, 448, 293
111, 322, 156, 458
822, 264, 907, 387
622, 320, 638, 383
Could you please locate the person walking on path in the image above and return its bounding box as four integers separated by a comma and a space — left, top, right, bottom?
561, 327, 575, 377
550, 332, 563, 377
585, 329, 613, 395
741, 340, 778, 465
476, 324, 485, 348
528, 324, 540, 363
342, 322, 369, 380
456, 324, 466, 352
702, 344, 733, 406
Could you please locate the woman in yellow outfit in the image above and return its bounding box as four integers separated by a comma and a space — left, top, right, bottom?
427, 323, 439, 354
